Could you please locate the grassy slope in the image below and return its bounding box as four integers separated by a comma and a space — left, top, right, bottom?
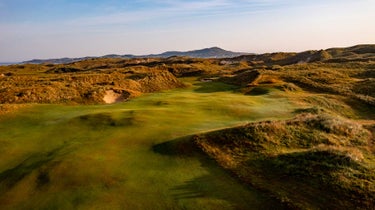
186, 60, 375, 209
193, 112, 375, 209
0, 80, 295, 209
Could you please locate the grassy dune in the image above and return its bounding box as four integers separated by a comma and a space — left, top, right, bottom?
0, 81, 295, 209
193, 112, 375, 209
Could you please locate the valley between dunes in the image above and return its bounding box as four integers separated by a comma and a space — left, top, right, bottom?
0, 45, 374, 209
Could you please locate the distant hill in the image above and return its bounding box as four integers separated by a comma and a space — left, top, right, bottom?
20, 44, 375, 65
228, 44, 375, 65
22, 47, 248, 64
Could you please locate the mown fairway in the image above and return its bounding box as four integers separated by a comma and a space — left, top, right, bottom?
0, 80, 295, 209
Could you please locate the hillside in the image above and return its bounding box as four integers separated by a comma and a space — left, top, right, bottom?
192, 113, 375, 209
226, 44, 375, 65
0, 59, 185, 104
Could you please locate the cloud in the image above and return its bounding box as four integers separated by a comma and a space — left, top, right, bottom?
65, 1, 225, 26
65, 0, 283, 27
162, 0, 229, 10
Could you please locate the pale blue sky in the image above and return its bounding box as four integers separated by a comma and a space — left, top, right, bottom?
1, 0, 374, 61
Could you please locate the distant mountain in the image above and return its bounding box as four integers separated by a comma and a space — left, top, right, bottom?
23, 57, 96, 65
153, 47, 247, 58
22, 47, 248, 64
0, 62, 18, 66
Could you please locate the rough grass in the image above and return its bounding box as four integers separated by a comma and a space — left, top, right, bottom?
0, 60, 186, 104
279, 63, 375, 106
193, 113, 375, 209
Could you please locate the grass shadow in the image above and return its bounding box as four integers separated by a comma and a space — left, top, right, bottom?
243, 149, 372, 209
69, 111, 144, 130
152, 136, 200, 157
252, 149, 365, 178
152, 137, 288, 209
194, 81, 239, 93
343, 98, 375, 120
245, 87, 270, 96
0, 146, 64, 192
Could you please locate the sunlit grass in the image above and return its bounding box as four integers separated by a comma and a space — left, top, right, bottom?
0, 81, 295, 209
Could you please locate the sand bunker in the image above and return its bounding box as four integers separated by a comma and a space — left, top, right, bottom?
103, 90, 125, 104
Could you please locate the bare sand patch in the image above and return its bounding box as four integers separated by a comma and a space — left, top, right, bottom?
103, 90, 125, 104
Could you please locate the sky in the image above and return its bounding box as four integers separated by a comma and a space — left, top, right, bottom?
0, 0, 374, 62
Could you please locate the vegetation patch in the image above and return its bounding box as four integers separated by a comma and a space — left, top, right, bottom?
219, 70, 260, 87
245, 87, 270, 96
0, 62, 185, 104
193, 113, 374, 209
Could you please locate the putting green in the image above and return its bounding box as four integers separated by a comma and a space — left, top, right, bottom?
0, 81, 295, 209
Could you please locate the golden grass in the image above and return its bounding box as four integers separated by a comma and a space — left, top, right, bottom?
0, 63, 185, 104
193, 111, 375, 209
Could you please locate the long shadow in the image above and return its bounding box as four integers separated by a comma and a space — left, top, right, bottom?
68, 111, 143, 130
152, 136, 288, 210
194, 81, 239, 93
343, 98, 375, 120
0, 145, 64, 192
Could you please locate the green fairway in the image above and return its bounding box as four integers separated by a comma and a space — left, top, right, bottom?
0, 80, 295, 209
